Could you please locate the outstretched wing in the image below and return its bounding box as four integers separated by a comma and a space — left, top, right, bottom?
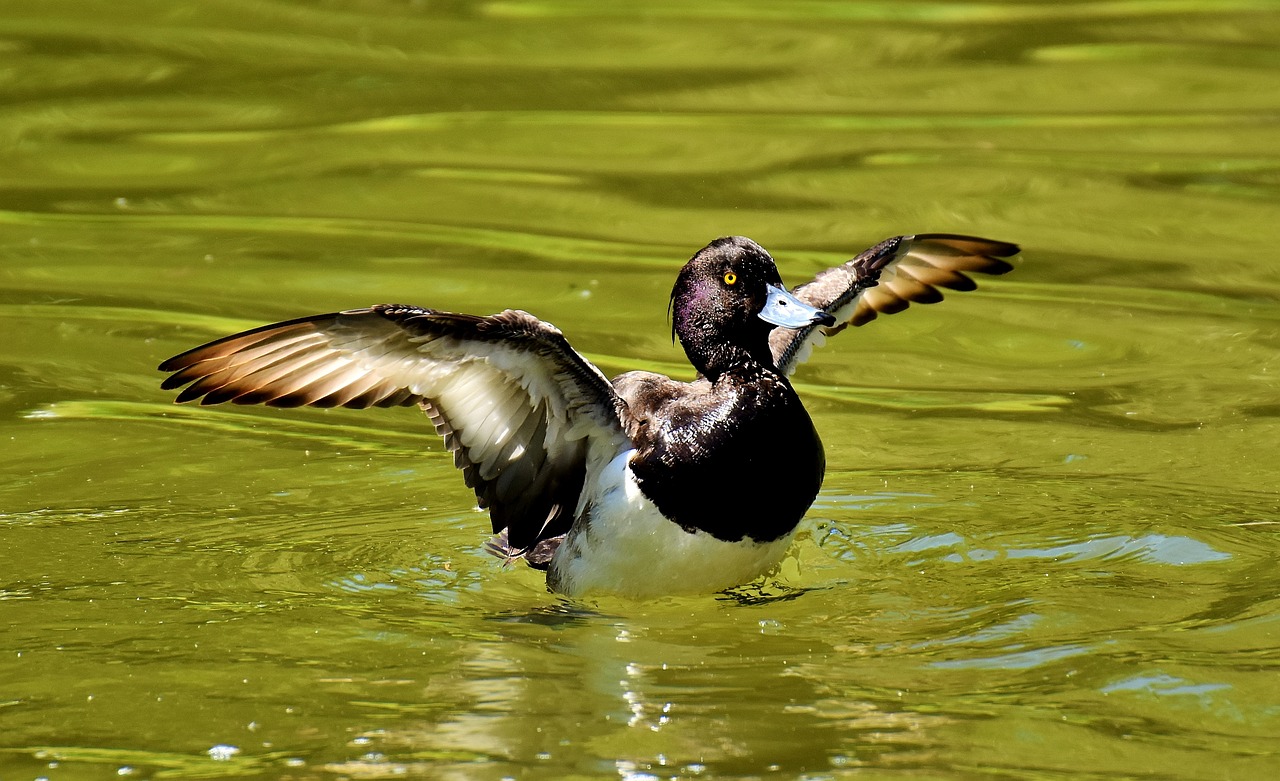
769, 234, 1019, 375
158, 304, 628, 554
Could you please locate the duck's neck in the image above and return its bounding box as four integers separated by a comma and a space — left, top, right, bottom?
684, 335, 779, 382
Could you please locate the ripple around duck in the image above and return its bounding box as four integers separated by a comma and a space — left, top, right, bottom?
1, 746, 287, 780
480, 0, 1280, 23
0, 208, 683, 268
25, 399, 440, 456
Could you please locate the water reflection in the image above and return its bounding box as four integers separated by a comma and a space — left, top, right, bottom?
332, 604, 957, 777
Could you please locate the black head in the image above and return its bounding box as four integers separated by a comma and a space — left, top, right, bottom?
670, 236, 833, 379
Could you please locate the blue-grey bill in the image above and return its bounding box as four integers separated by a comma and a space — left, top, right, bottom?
758, 283, 836, 328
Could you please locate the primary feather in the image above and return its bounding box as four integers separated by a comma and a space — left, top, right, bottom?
769, 234, 1018, 375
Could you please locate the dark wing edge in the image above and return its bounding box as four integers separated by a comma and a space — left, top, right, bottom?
769, 234, 1019, 375
158, 304, 629, 556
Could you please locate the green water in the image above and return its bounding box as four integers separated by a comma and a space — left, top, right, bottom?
4, 1, 1279, 778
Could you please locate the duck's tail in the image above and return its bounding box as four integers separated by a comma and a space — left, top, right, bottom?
483, 530, 565, 572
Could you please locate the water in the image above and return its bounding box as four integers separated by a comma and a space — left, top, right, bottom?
3, 1, 1279, 778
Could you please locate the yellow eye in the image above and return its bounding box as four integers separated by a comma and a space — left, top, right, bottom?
723, 271, 737, 286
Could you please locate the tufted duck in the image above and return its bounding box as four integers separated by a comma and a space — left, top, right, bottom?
159, 234, 1017, 597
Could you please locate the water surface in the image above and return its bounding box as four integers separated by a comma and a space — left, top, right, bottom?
3, 1, 1279, 779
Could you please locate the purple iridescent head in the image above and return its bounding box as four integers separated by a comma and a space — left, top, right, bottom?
669, 237, 832, 379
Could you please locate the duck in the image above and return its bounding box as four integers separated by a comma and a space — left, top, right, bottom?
159, 233, 1017, 598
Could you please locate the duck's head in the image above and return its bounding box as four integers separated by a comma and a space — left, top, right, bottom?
671, 236, 835, 379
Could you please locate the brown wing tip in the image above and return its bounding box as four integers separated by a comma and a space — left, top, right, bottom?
849, 305, 878, 327
158, 345, 218, 376
957, 256, 1015, 277
159, 372, 192, 392
909, 233, 1020, 263
848, 233, 1019, 328
159, 342, 248, 402
156, 310, 416, 409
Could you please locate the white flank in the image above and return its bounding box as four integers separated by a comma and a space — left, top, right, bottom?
549, 450, 795, 598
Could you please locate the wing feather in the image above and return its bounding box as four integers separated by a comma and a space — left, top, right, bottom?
159, 304, 628, 553
770, 234, 1018, 375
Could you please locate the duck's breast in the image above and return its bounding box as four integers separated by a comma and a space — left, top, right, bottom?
547, 450, 794, 598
